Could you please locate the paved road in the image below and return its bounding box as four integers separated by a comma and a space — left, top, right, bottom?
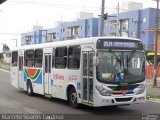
0, 69, 160, 120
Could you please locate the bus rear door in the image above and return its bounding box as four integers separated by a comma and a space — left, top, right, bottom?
18, 56, 23, 88
43, 48, 52, 95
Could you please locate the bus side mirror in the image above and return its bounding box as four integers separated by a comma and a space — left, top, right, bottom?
93, 56, 99, 66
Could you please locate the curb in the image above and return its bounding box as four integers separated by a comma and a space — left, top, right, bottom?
0, 68, 10, 73
148, 98, 160, 103
147, 95, 160, 103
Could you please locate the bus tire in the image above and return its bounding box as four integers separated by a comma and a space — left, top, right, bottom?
69, 88, 79, 108
27, 81, 33, 96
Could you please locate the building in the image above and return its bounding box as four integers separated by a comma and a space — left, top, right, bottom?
21, 16, 98, 45
104, 7, 159, 52
21, 6, 160, 56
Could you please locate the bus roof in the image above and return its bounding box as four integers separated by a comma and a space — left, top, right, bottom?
11, 36, 141, 51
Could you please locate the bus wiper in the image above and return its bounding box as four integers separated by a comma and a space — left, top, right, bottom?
128, 50, 136, 62
109, 50, 120, 62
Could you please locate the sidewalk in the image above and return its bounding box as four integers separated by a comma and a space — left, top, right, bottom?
0, 62, 10, 71
146, 78, 160, 100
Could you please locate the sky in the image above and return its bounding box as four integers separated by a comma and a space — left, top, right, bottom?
0, 0, 158, 51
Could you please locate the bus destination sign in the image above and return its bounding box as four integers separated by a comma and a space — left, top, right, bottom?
97, 39, 143, 50
104, 41, 135, 48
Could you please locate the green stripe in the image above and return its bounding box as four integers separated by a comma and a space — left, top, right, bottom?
31, 69, 41, 80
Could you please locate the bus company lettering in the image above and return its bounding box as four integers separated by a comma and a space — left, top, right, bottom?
69, 75, 78, 81
53, 74, 64, 80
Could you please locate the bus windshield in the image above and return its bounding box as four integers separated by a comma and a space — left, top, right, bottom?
96, 50, 145, 84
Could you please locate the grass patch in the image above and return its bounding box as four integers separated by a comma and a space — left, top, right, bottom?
147, 94, 160, 99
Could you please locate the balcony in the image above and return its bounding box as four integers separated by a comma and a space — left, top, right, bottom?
66, 27, 79, 39
46, 33, 56, 42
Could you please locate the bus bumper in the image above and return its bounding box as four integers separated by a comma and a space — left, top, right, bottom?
93, 93, 146, 107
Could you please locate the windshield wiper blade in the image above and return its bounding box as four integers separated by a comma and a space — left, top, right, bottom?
128, 50, 136, 62
109, 49, 120, 62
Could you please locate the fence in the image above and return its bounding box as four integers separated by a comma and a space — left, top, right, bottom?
146, 65, 160, 78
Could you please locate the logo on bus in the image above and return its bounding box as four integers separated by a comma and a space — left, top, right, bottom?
24, 68, 42, 84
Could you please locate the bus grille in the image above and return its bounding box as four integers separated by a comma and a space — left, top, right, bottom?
115, 97, 132, 102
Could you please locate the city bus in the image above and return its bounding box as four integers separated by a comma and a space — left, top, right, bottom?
10, 37, 146, 108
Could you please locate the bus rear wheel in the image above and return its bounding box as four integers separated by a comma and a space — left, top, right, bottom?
69, 88, 79, 108
27, 81, 33, 96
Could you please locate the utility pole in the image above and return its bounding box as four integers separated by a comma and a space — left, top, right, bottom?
153, 0, 159, 87
116, 2, 120, 36
100, 0, 105, 36
11, 39, 17, 47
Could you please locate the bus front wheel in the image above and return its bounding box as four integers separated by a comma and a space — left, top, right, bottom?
27, 81, 33, 96
69, 88, 79, 108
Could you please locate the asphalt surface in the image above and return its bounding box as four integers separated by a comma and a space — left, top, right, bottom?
0, 69, 160, 120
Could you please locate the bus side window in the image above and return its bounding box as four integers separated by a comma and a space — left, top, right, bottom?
25, 50, 34, 67
27, 59, 33, 67
12, 51, 18, 66
55, 47, 67, 69
52, 48, 55, 68
34, 49, 43, 68
68, 45, 81, 69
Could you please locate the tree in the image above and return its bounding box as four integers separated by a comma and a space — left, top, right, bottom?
3, 44, 10, 52
0, 53, 3, 61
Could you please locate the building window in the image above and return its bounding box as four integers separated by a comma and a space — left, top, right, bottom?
121, 19, 129, 30
132, 31, 136, 37
47, 33, 56, 42
34, 49, 43, 68
12, 51, 18, 66
55, 47, 67, 69
109, 20, 117, 31
121, 31, 129, 37
142, 17, 147, 23
25, 36, 32, 45
66, 26, 79, 39
74, 26, 79, 35
68, 46, 81, 69
110, 33, 116, 36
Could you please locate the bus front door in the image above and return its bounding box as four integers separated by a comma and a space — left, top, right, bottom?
82, 52, 94, 104
44, 54, 51, 94
18, 56, 23, 89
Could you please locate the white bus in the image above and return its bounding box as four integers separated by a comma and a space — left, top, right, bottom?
10, 37, 146, 108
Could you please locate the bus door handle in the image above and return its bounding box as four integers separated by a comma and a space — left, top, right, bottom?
59, 85, 62, 87
53, 85, 57, 87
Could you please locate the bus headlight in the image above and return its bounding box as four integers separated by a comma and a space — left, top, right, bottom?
134, 84, 145, 95
96, 85, 112, 96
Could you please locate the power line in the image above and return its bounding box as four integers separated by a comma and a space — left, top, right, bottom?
8, 1, 100, 10
0, 33, 20, 35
